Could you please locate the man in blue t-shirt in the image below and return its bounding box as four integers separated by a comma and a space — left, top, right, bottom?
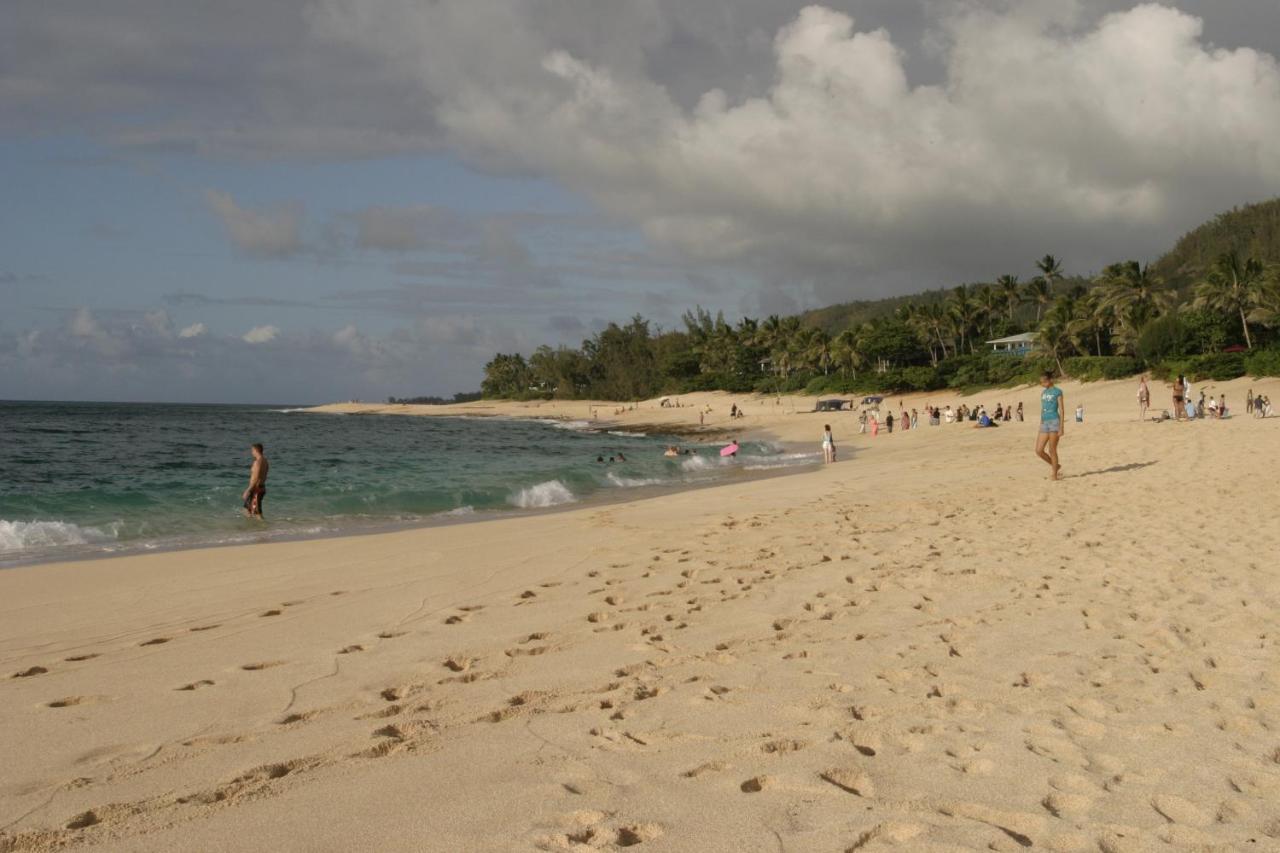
1035, 370, 1065, 480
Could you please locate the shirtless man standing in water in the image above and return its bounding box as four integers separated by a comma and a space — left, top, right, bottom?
1035, 371, 1065, 480
243, 443, 269, 518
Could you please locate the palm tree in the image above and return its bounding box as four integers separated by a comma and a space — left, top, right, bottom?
1067, 288, 1113, 356
1098, 261, 1171, 352
1248, 266, 1280, 329
1037, 302, 1074, 376
799, 327, 833, 375
947, 284, 982, 354
1029, 255, 1064, 321
831, 329, 864, 377
774, 315, 802, 377
1193, 251, 1266, 349
976, 284, 1003, 339
996, 274, 1021, 321
920, 301, 953, 360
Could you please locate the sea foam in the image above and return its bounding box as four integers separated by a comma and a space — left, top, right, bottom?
606, 472, 665, 488
509, 480, 577, 508
680, 454, 718, 472
0, 519, 116, 554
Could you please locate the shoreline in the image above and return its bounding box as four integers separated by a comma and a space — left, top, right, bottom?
1, 434, 815, 571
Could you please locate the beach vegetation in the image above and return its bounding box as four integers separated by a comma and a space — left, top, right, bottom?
480, 199, 1280, 399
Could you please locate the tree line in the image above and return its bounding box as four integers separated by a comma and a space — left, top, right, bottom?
482, 250, 1280, 401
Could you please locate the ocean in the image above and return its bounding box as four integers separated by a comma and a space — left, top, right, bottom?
0, 401, 817, 566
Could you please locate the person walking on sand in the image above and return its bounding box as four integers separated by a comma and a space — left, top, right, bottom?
1138, 375, 1150, 421
822, 424, 835, 464
243, 443, 269, 518
1035, 371, 1065, 481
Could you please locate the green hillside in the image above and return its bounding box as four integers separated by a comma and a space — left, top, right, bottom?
804, 198, 1280, 330
479, 198, 1280, 401
1153, 198, 1280, 291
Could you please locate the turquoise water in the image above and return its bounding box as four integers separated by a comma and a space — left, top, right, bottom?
0, 402, 816, 565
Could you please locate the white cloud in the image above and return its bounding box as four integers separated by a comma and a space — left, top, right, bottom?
178, 322, 207, 338
206, 190, 303, 258
69, 307, 100, 338
242, 324, 280, 344
311, 2, 1280, 289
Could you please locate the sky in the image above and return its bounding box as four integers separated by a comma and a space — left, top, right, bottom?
2, 1, 1280, 403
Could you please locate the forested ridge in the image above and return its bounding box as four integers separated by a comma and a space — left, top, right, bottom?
482, 199, 1280, 401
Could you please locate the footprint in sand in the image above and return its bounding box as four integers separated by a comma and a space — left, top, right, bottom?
12, 666, 49, 678
139, 637, 171, 646
259, 610, 282, 617
65, 653, 100, 662
278, 710, 320, 725
338, 645, 365, 654
241, 661, 285, 671
176, 680, 215, 691
189, 624, 220, 632
376, 631, 406, 639
47, 696, 102, 708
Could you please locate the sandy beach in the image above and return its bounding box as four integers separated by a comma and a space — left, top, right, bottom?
4, 375, 1280, 852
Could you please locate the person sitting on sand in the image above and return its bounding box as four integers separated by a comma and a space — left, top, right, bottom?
1035, 371, 1065, 481
243, 443, 269, 518
974, 410, 998, 428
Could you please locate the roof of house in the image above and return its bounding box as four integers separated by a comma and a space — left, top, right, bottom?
985, 332, 1038, 345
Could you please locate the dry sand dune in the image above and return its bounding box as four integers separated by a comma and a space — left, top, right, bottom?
3, 376, 1280, 851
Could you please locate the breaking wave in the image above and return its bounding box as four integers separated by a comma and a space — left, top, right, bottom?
0, 519, 118, 555
509, 480, 577, 508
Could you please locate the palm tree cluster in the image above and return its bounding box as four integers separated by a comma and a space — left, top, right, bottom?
484, 251, 1280, 400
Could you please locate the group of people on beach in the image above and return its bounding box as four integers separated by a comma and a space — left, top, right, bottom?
826, 371, 1068, 479
1142, 374, 1271, 422
857, 400, 1030, 435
